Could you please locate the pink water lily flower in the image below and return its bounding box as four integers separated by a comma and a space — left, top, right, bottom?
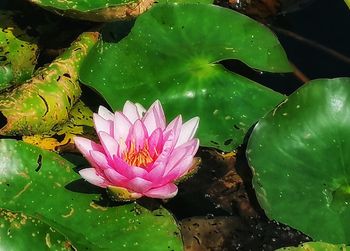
74, 100, 199, 200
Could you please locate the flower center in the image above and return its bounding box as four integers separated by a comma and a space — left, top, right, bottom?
123, 142, 154, 168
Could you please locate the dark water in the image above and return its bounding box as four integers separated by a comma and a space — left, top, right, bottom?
269, 0, 350, 94
275, 0, 350, 79
222, 0, 350, 95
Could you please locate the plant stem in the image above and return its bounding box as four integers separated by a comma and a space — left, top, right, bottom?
270, 26, 350, 65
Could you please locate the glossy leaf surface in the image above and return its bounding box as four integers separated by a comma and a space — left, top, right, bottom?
0, 139, 183, 250
247, 78, 350, 243
0, 209, 72, 250
80, 3, 290, 151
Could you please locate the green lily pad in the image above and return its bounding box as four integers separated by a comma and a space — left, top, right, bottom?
0, 208, 72, 250
0, 139, 183, 250
275, 242, 350, 251
0, 11, 39, 90
28, 0, 155, 22
80, 3, 290, 151
247, 78, 350, 243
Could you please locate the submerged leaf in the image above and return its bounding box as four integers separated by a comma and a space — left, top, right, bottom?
247, 78, 350, 243
0, 31, 99, 136
0, 139, 183, 250
80, 3, 290, 151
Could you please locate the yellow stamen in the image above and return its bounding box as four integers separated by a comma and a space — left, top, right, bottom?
123, 142, 154, 168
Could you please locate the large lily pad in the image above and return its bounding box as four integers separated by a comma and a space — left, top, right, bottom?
246, 78, 350, 243
0, 208, 72, 250
80, 3, 290, 151
0, 139, 183, 250
28, 0, 155, 22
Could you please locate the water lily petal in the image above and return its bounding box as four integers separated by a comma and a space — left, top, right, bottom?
135, 103, 146, 117
145, 164, 166, 184
148, 128, 163, 157
127, 177, 153, 193
164, 115, 182, 133
98, 131, 119, 161
147, 131, 180, 184
190, 138, 200, 155
98, 106, 114, 121
113, 111, 132, 142
127, 119, 148, 151
151, 127, 179, 172
163, 115, 182, 147
93, 113, 113, 135
143, 100, 166, 135
159, 139, 199, 180
164, 140, 199, 181
175, 138, 200, 157
163, 145, 190, 176
113, 155, 148, 179
175, 117, 199, 147
123, 100, 144, 123
104, 168, 129, 187
79, 168, 108, 188
143, 183, 178, 199
164, 155, 194, 182
74, 137, 103, 165
90, 150, 111, 170
176, 156, 199, 179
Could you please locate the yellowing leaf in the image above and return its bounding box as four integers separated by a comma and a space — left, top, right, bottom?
23, 100, 96, 152
0, 31, 99, 135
